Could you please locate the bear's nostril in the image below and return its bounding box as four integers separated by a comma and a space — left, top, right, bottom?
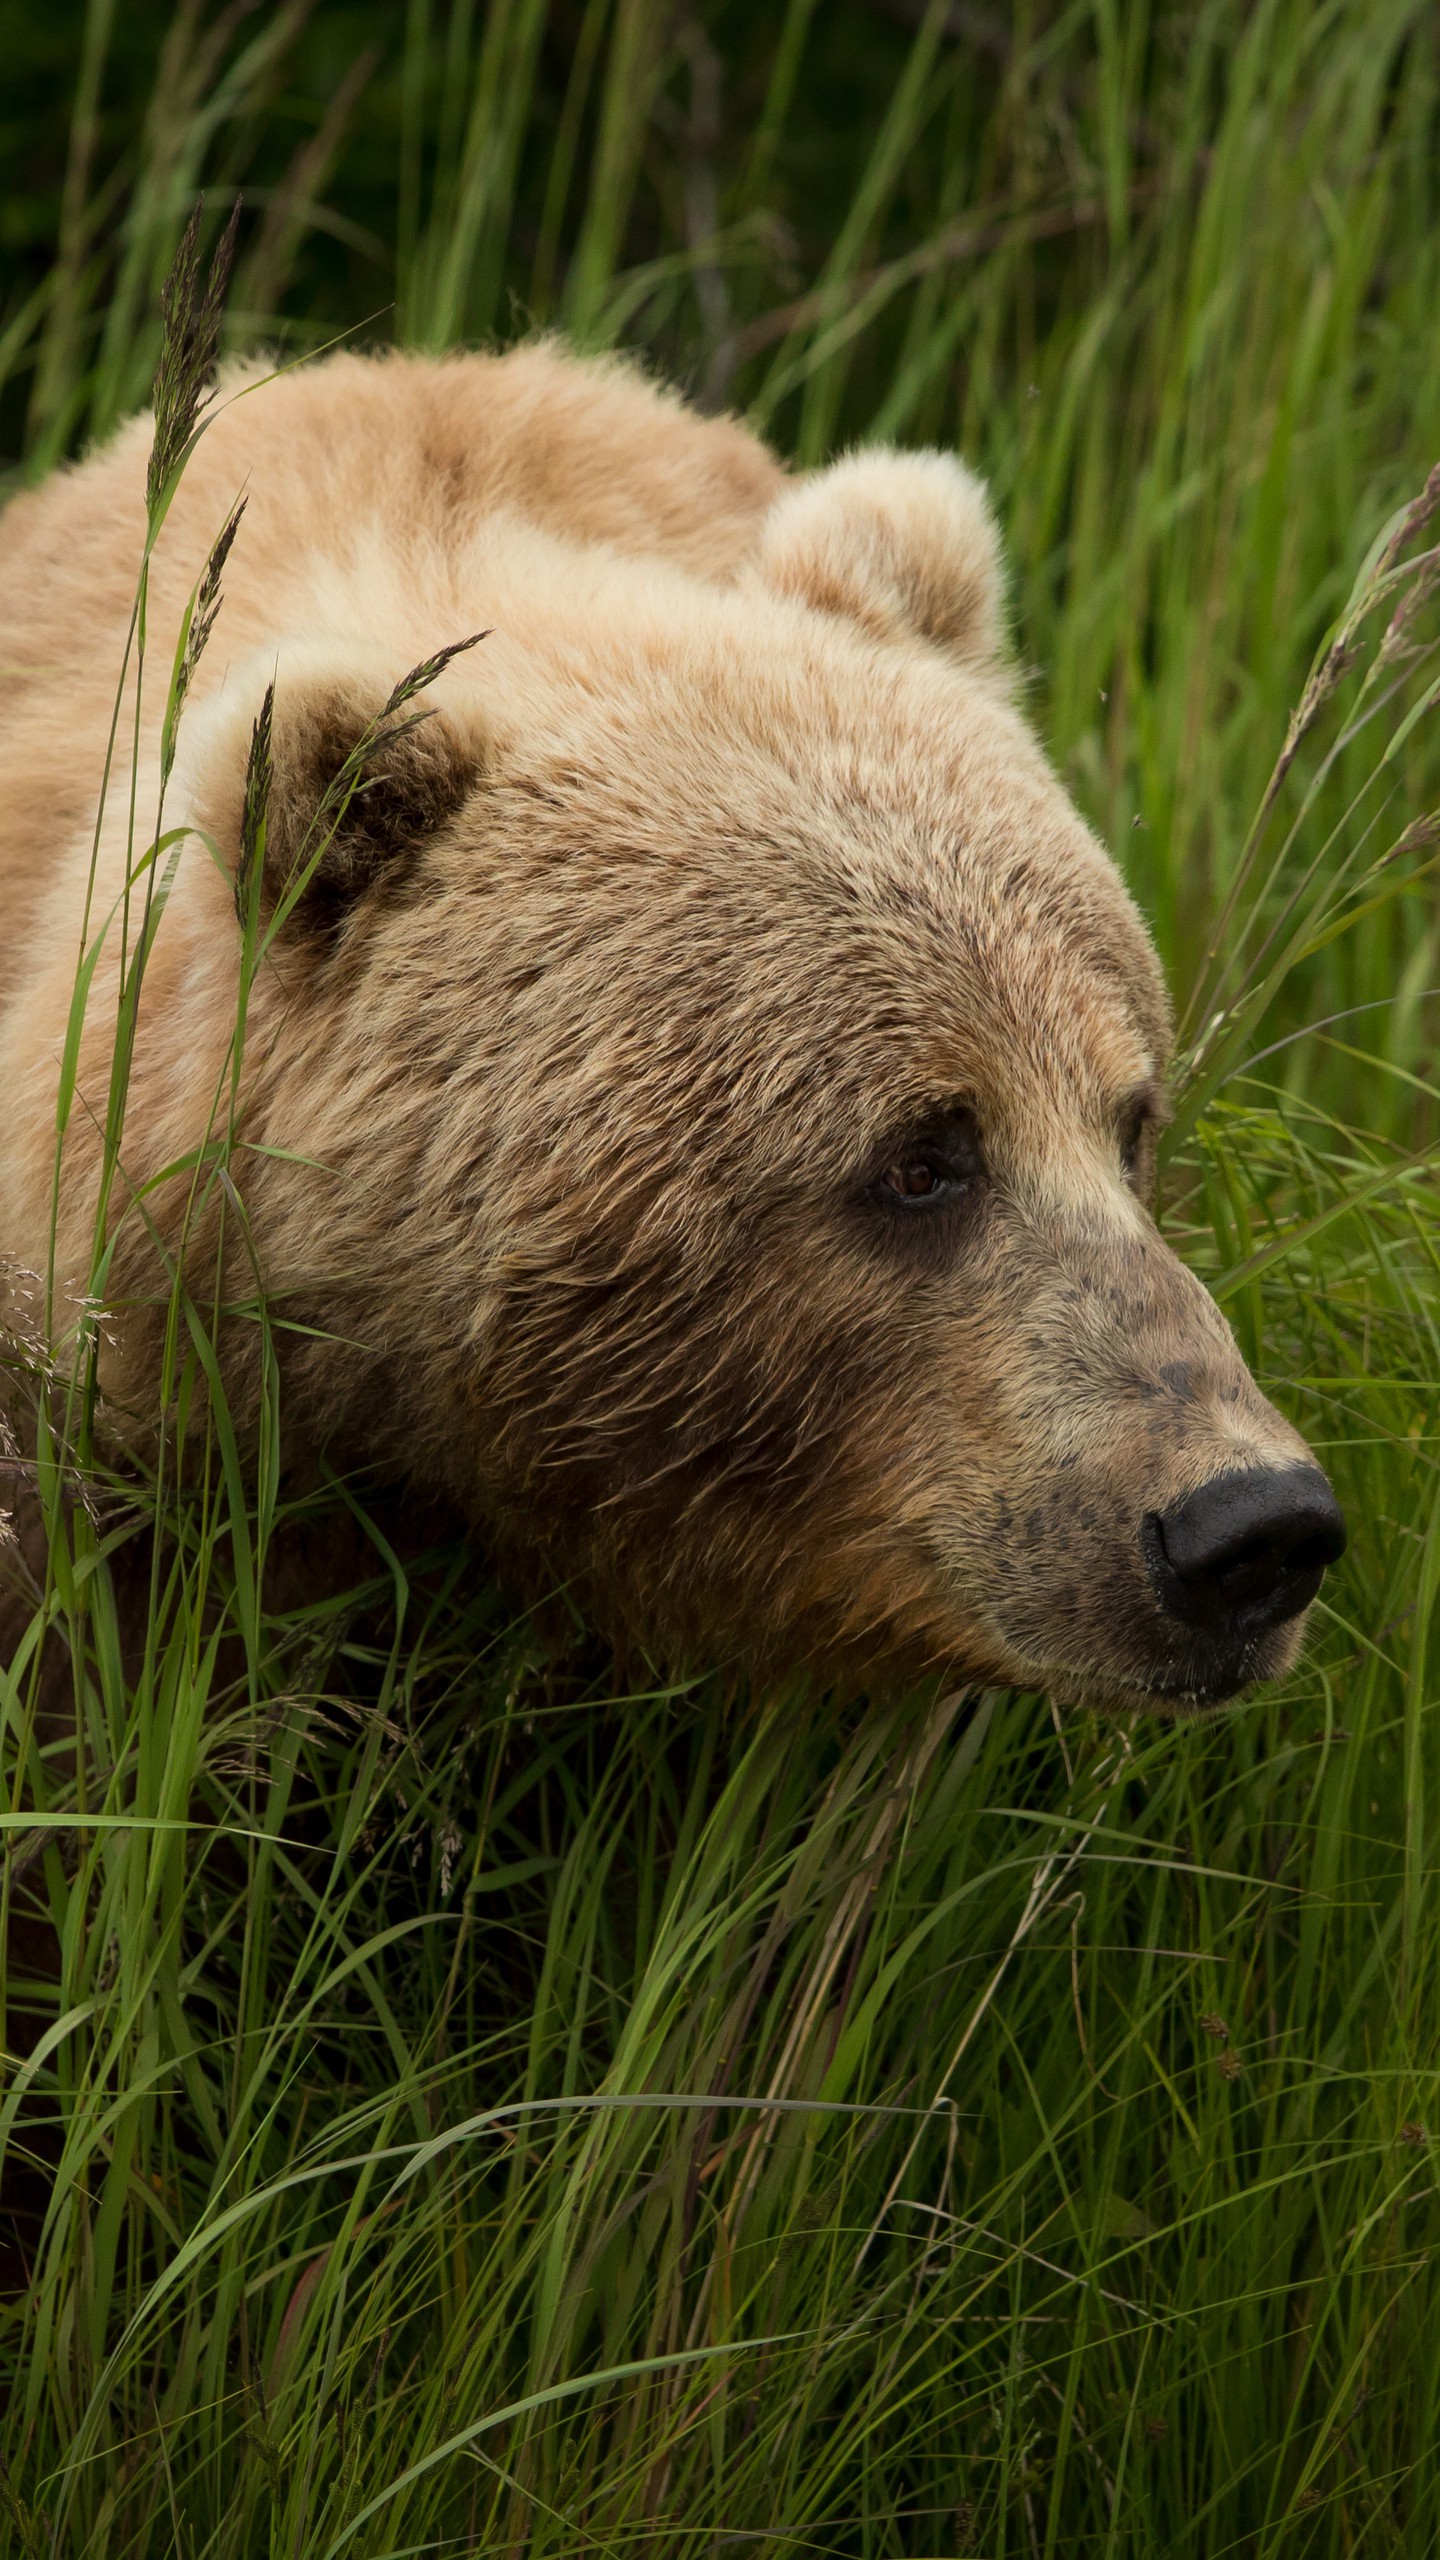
1146, 1465, 1346, 1637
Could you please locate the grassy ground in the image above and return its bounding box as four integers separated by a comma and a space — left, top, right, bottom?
3, 3, 1440, 2551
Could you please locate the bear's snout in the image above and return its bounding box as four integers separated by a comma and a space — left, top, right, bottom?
962, 1200, 1346, 1710
1142, 1464, 1346, 1645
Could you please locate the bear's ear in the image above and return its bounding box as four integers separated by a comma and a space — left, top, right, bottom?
756, 450, 1007, 674
179, 638, 490, 930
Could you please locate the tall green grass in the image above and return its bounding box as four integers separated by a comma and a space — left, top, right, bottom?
2, 4, 1440, 2551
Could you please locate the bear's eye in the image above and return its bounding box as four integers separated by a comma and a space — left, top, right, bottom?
872, 1106, 985, 1211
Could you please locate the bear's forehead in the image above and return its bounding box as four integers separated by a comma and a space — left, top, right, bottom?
482, 631, 1167, 1116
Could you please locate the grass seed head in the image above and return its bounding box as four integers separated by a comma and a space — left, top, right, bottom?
378, 629, 490, 723
146, 197, 241, 516
163, 495, 246, 786
236, 678, 275, 925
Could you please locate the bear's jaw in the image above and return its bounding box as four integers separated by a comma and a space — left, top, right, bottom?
1035, 1616, 1310, 1719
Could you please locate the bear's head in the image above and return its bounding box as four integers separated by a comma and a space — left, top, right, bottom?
172, 448, 1344, 1711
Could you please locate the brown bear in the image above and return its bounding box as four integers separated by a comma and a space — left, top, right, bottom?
0, 342, 1343, 1710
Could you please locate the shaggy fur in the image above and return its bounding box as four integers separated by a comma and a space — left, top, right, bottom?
0, 342, 1327, 1706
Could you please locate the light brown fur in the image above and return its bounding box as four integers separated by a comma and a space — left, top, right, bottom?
0, 342, 1327, 1706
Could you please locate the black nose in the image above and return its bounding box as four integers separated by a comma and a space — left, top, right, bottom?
1145, 1466, 1346, 1636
